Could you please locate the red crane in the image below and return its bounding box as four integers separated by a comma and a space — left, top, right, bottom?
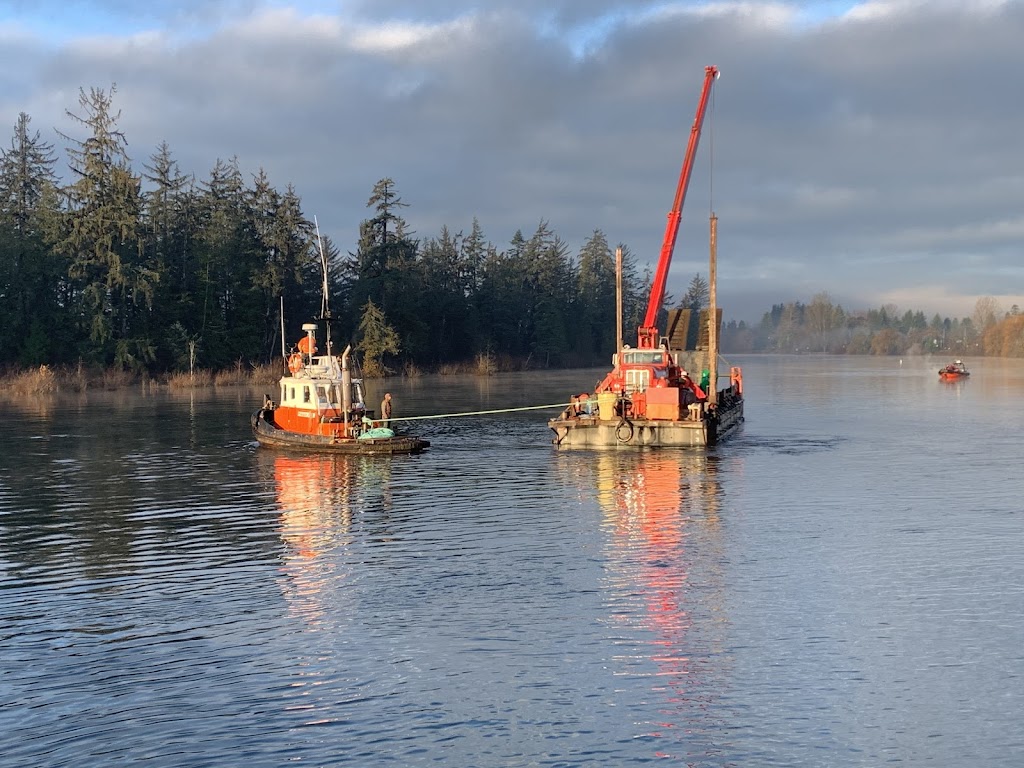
552, 66, 744, 443
637, 64, 719, 350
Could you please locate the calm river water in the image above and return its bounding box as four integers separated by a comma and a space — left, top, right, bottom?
2, 356, 1022, 767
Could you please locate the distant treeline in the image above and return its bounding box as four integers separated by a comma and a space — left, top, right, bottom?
2, 86, 1021, 378
721, 294, 1024, 358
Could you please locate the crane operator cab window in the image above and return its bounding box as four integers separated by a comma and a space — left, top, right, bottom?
621, 350, 666, 366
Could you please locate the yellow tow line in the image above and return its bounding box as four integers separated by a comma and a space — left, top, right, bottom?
387, 403, 571, 424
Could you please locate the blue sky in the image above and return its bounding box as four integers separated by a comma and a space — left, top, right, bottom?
3, 1, 859, 45
2, 0, 1022, 323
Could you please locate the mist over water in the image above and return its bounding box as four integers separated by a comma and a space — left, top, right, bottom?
2, 356, 1022, 766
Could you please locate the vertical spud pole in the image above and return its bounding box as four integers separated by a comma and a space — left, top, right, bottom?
708, 214, 718, 407
615, 246, 623, 377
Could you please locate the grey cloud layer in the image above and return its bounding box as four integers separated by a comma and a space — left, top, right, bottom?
4, 0, 1023, 320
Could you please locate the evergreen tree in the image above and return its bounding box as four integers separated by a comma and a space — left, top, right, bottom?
194, 157, 249, 368
356, 299, 400, 377
460, 217, 487, 298
473, 245, 501, 355
678, 273, 709, 311
523, 221, 574, 367
12, 86, 1012, 370
0, 112, 61, 363
249, 177, 317, 358
55, 85, 156, 368
344, 178, 425, 362
575, 230, 616, 362
419, 225, 472, 363
475, 230, 530, 358
142, 141, 198, 369
458, 217, 490, 352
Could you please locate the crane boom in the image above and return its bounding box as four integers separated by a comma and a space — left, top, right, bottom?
638, 64, 719, 349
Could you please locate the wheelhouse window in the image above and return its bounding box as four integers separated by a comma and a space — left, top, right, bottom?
622, 350, 666, 365
316, 386, 330, 407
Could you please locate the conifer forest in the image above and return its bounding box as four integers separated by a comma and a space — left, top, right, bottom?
2, 87, 1021, 378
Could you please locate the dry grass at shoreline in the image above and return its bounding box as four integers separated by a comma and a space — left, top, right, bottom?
0, 354, 531, 396
0, 362, 274, 395
3, 364, 95, 395
436, 352, 521, 376
5, 365, 61, 395
165, 370, 215, 389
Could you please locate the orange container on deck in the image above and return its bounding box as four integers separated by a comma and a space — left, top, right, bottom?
644, 387, 681, 420
647, 403, 681, 420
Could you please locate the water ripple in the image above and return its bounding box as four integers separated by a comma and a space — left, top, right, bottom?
2, 368, 1023, 766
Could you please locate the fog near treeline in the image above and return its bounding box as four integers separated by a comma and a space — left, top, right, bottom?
724, 294, 1024, 359
3, 86, 1020, 378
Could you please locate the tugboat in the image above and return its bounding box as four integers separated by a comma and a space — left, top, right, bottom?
548, 65, 744, 449
939, 359, 969, 380
252, 229, 429, 455
252, 331, 429, 454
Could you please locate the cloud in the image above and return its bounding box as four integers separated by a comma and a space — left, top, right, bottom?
3, 0, 1024, 323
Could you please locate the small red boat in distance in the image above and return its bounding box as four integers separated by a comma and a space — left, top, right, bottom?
939, 360, 969, 380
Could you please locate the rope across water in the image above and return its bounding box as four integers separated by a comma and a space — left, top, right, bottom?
388, 402, 571, 424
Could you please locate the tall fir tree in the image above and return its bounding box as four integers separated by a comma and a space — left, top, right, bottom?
343, 178, 425, 362
575, 230, 616, 363
55, 85, 156, 368
0, 112, 61, 363
142, 141, 197, 369
678, 273, 709, 311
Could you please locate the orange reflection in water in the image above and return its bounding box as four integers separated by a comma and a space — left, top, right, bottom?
267, 453, 368, 627
593, 451, 724, 758
274, 454, 355, 557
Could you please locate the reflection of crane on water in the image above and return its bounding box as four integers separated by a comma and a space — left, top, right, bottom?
591, 452, 727, 759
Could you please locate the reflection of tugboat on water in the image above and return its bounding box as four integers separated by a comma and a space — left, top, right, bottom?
549, 66, 743, 448
264, 452, 379, 625
938, 359, 969, 380
252, 229, 429, 455
272, 454, 356, 558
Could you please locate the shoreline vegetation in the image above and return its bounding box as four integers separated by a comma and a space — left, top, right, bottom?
0, 351, 519, 396
3, 344, 1013, 399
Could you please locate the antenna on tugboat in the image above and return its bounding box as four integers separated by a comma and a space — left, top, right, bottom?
314, 216, 333, 358
279, 296, 287, 360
